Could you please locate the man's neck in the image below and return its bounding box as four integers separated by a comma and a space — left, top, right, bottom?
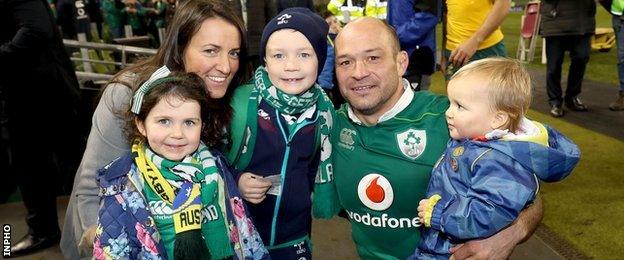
352, 111, 382, 126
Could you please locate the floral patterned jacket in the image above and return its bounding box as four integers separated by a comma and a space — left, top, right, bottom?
93, 150, 269, 260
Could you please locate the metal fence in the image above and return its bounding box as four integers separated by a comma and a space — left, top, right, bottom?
64, 39, 156, 89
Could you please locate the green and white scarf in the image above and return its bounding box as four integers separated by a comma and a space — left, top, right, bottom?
133, 140, 233, 259
244, 67, 340, 218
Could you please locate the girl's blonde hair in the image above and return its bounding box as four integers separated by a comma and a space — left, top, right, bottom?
450, 57, 532, 132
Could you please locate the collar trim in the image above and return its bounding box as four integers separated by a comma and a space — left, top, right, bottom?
347, 78, 414, 125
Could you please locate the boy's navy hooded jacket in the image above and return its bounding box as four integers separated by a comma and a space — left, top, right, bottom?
225, 84, 321, 249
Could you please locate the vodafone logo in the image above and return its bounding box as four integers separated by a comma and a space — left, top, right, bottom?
357, 174, 394, 211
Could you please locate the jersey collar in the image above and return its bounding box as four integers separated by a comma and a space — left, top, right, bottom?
347, 78, 414, 125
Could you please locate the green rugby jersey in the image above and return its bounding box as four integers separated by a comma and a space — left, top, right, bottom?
333, 90, 450, 259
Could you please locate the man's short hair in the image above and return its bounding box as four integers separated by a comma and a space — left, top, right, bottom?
341, 18, 401, 55
450, 57, 532, 132
379, 19, 401, 55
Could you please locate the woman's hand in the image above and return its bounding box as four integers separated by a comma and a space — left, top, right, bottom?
79, 225, 97, 250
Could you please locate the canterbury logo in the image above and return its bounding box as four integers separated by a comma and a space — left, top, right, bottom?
149, 201, 175, 215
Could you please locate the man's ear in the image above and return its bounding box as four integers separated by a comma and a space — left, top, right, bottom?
397, 50, 409, 76
491, 111, 510, 130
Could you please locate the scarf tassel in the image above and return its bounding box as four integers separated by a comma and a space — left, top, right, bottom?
313, 182, 341, 219
203, 223, 234, 260
174, 230, 209, 260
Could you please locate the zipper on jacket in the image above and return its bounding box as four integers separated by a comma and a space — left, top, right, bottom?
127, 167, 149, 204
269, 108, 318, 246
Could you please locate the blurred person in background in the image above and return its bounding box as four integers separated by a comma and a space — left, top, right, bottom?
540, 0, 596, 117
388, 0, 438, 91
443, 0, 510, 78
101, 0, 125, 38
327, 0, 366, 24
0, 0, 83, 256
599, 0, 624, 111
319, 10, 345, 107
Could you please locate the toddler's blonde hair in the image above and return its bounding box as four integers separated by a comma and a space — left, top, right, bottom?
450, 57, 532, 133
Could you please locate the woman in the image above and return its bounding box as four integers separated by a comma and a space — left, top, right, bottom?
60, 0, 250, 258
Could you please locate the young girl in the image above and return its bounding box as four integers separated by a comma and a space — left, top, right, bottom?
93, 69, 268, 260
224, 8, 340, 259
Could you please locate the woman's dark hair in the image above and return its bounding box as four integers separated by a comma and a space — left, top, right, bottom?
127, 72, 227, 148
114, 0, 249, 88
110, 0, 250, 142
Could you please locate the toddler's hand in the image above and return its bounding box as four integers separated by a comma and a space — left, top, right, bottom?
417, 194, 442, 227
238, 172, 272, 204
417, 199, 429, 220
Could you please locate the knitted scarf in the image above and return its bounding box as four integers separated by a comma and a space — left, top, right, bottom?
132, 140, 233, 259
242, 67, 340, 218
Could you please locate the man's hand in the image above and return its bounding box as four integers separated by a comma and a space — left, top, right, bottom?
449, 37, 480, 67
238, 172, 272, 204
449, 196, 543, 260
448, 225, 516, 260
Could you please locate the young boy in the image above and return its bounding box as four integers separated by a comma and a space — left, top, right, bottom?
224, 8, 338, 259
410, 58, 581, 259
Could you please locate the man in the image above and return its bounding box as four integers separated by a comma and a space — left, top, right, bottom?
539, 0, 595, 117
600, 0, 624, 111
327, 0, 366, 24
443, 0, 510, 78
365, 0, 388, 20
388, 0, 438, 90
329, 0, 387, 24
0, 0, 83, 256
332, 17, 543, 259
101, 0, 125, 38
228, 0, 276, 69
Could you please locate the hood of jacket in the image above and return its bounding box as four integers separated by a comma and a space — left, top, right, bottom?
476, 121, 580, 182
